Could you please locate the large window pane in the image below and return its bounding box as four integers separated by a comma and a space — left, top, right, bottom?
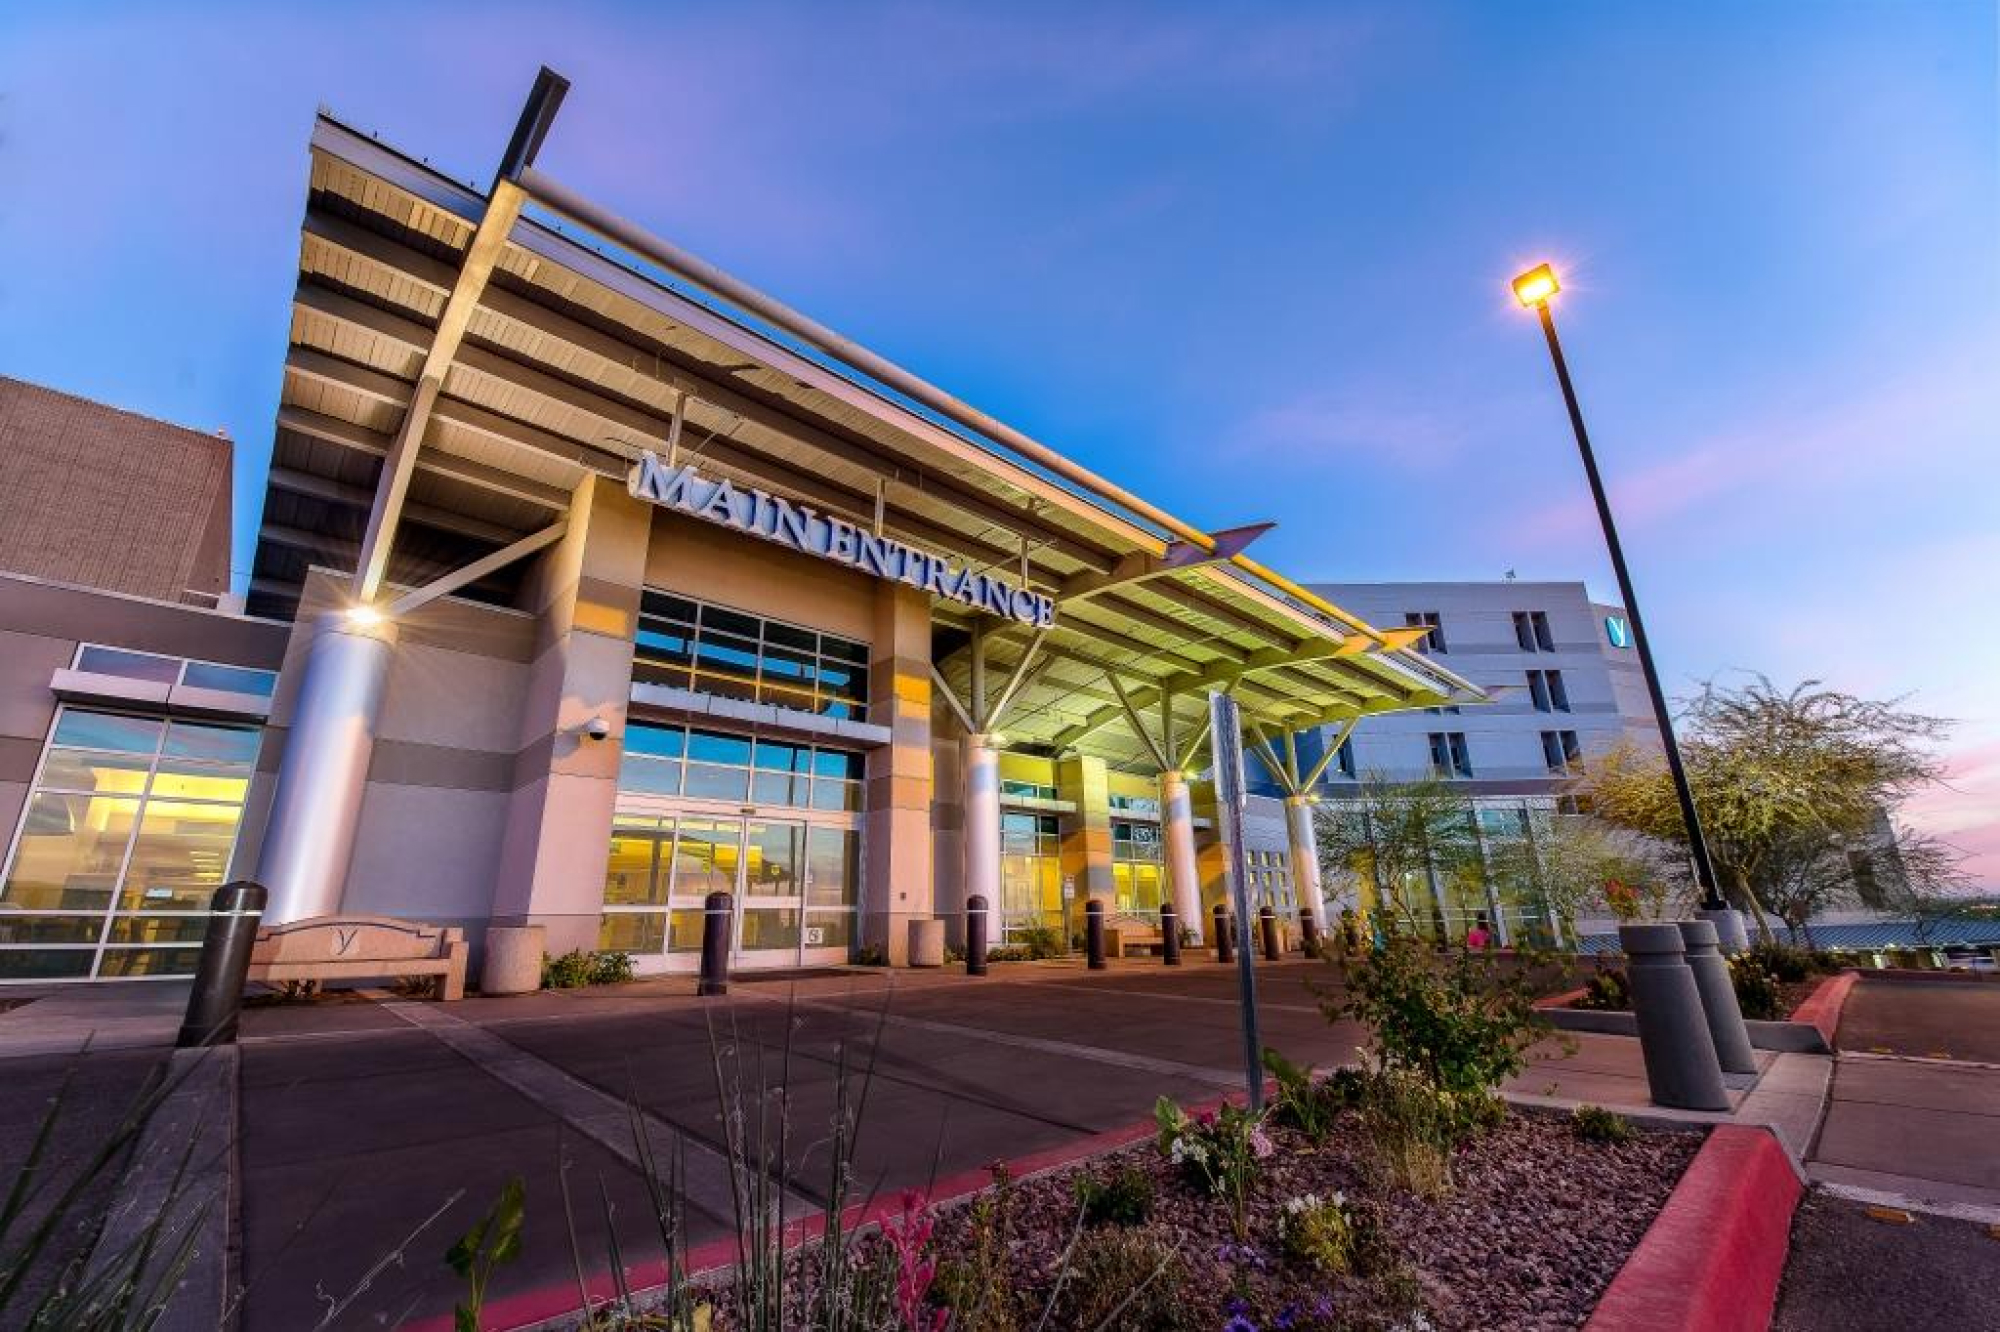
599, 912, 666, 954
744, 822, 802, 897
38, 750, 152, 796
603, 831, 662, 905
179, 661, 279, 697
119, 801, 242, 910
685, 730, 753, 767
0, 915, 104, 945
1, 793, 139, 912
75, 647, 181, 683
51, 712, 162, 754
669, 820, 738, 898
740, 907, 801, 951
107, 915, 211, 945
618, 755, 683, 797
162, 723, 261, 764
0, 949, 94, 980
149, 760, 251, 803
682, 762, 748, 802
95, 948, 199, 978
803, 911, 853, 950
807, 827, 859, 906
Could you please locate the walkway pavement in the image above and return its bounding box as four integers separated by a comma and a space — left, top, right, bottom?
1774, 977, 2000, 1326
0, 957, 1865, 1331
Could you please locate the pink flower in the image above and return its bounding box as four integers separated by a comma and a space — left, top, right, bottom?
884, 1190, 945, 1332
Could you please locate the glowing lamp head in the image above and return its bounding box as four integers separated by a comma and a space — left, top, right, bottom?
345, 603, 384, 627
1512, 264, 1560, 308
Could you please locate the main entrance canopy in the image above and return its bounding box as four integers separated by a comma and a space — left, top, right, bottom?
250, 70, 1480, 774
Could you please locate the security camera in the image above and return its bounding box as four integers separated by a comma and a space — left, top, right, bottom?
584, 717, 611, 742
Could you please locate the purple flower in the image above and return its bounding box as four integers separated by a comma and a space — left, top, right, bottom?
1223, 1318, 1259, 1332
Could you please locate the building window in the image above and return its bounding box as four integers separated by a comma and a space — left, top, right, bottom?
1512, 610, 1555, 653
1541, 730, 1582, 774
1404, 611, 1446, 653
1000, 812, 1062, 940
74, 645, 279, 698
1112, 820, 1163, 915
1334, 735, 1357, 779
1109, 793, 1162, 816
618, 721, 864, 812
1428, 731, 1473, 778
0, 707, 259, 981
1000, 779, 1057, 802
1526, 669, 1570, 713
633, 591, 871, 722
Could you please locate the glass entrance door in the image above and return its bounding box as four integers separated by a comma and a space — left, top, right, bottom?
604, 811, 859, 972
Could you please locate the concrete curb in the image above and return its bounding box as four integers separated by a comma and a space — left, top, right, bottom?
1540, 1004, 1833, 1054
1582, 1124, 1802, 1332
425, 1083, 1268, 1332
1787, 970, 1857, 1049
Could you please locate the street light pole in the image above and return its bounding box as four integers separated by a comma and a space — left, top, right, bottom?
1514, 267, 1728, 918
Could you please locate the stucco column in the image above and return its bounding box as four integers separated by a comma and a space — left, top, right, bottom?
1284, 795, 1324, 935
491, 474, 649, 956
1160, 769, 1204, 943
256, 612, 396, 924
1057, 754, 1115, 924
863, 581, 934, 965
962, 734, 1001, 922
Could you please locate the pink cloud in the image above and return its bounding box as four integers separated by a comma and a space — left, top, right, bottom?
1903, 736, 2000, 888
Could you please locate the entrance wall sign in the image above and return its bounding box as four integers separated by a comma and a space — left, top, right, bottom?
628, 452, 1057, 628
1605, 615, 1632, 649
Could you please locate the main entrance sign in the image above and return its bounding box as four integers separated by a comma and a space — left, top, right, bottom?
628, 452, 1057, 628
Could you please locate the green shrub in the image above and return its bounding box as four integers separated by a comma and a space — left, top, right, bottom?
1153, 1097, 1273, 1238
1071, 1164, 1154, 1229
1357, 1065, 1477, 1197
1050, 1227, 1190, 1330
1277, 1192, 1354, 1274
1574, 967, 1631, 1011
1261, 1047, 1338, 1144
1746, 942, 1814, 984
1325, 928, 1548, 1102
541, 949, 593, 989
1323, 1065, 1368, 1111
1572, 1104, 1634, 1144
933, 1165, 1022, 1332
984, 945, 1028, 963
588, 950, 635, 985
1729, 957, 1784, 1020
851, 943, 889, 967
1015, 925, 1065, 960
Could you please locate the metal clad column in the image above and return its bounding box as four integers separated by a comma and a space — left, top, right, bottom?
1283, 796, 1324, 937
1160, 769, 1204, 944
256, 614, 394, 923
962, 734, 1002, 920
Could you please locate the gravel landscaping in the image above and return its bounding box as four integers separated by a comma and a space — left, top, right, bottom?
912, 1106, 1702, 1332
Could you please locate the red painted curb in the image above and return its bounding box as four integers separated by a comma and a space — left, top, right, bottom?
417, 1083, 1268, 1332
1583, 1126, 1801, 1332
1787, 970, 1858, 1049
1534, 986, 1589, 1010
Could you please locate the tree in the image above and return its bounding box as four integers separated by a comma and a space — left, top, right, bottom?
1313, 774, 1481, 940
1576, 676, 1952, 943
1875, 824, 1977, 946
1484, 808, 1693, 934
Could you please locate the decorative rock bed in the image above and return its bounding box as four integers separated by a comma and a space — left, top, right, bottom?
914, 1108, 1701, 1331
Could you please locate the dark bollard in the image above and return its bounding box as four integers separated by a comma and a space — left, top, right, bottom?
1300, 912, 1322, 959
1161, 903, 1182, 966
1214, 903, 1234, 964
698, 890, 733, 997
1259, 904, 1281, 961
1620, 923, 1728, 1110
966, 894, 989, 976
1085, 899, 1107, 970
177, 880, 267, 1048
1678, 920, 1757, 1074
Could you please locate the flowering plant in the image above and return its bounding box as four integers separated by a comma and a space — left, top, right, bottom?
1276, 1191, 1355, 1274
879, 1189, 947, 1332
1153, 1096, 1271, 1238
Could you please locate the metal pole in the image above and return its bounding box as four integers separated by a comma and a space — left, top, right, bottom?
1161, 902, 1182, 966
177, 880, 267, 1048
1534, 303, 1724, 911
1085, 899, 1107, 970
965, 893, 989, 976
1210, 691, 1264, 1112
698, 890, 732, 997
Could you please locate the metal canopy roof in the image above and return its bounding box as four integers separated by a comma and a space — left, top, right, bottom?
250, 98, 1482, 774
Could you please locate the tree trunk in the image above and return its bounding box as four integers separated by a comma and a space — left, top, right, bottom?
1731, 867, 1777, 945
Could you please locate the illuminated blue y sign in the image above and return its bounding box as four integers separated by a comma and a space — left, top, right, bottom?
1605, 616, 1632, 649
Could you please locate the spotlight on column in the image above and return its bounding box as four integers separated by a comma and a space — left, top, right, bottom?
345, 603, 384, 626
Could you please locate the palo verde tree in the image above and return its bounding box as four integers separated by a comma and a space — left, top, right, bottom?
1575, 676, 1955, 943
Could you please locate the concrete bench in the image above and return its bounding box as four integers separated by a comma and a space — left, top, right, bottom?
246, 915, 468, 1000
1104, 923, 1166, 958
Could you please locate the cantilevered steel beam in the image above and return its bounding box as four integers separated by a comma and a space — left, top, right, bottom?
385, 519, 568, 619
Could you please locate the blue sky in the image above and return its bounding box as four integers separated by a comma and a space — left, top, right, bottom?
2, 2, 1995, 877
